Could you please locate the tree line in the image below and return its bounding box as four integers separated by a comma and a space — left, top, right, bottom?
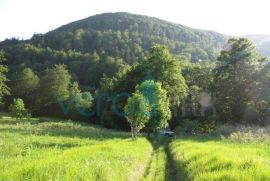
0, 38, 269, 136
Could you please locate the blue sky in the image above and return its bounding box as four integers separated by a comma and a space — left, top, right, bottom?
0, 0, 269, 41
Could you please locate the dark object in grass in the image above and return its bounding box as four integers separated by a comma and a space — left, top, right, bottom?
159, 130, 175, 138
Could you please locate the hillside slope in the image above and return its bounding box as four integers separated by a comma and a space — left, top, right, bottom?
29, 12, 227, 63
0, 12, 231, 89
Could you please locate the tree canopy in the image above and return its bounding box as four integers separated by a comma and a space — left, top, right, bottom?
0, 50, 9, 105
214, 38, 267, 123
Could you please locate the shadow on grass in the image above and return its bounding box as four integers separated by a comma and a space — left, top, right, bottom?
171, 159, 191, 181
143, 136, 181, 181
143, 136, 169, 180
0, 118, 130, 141
144, 135, 218, 181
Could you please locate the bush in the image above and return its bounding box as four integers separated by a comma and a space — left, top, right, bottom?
9, 98, 30, 120
175, 117, 216, 135
176, 119, 200, 135
100, 110, 129, 130
215, 125, 270, 143
199, 116, 216, 133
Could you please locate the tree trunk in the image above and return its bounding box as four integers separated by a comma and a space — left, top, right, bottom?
131, 122, 135, 140
147, 127, 151, 138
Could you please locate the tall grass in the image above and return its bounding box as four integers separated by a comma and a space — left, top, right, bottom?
169, 137, 270, 181
0, 115, 153, 181
213, 124, 270, 144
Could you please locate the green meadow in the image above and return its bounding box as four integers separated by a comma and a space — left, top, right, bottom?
0, 115, 153, 181
170, 137, 270, 181
1, 115, 270, 181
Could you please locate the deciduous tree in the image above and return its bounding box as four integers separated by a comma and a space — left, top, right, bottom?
124, 90, 150, 139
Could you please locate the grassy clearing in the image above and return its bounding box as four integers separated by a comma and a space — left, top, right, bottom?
0, 115, 153, 181
169, 137, 270, 181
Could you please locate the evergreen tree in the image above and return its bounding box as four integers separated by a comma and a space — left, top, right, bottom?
214, 38, 266, 123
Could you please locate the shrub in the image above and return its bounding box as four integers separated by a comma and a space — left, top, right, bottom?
9, 98, 30, 120
224, 126, 270, 143
199, 116, 216, 133
176, 117, 216, 135
176, 119, 200, 135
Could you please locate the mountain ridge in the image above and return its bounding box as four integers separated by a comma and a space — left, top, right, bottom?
1, 12, 269, 64
28, 12, 227, 62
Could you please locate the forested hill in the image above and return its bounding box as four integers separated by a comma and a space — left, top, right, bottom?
29, 12, 227, 63
0, 12, 228, 91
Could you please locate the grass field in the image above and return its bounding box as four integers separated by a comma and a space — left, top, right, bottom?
1, 114, 270, 181
0, 115, 153, 181
169, 137, 270, 181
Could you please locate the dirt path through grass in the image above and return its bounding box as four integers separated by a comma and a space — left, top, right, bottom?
142, 137, 179, 181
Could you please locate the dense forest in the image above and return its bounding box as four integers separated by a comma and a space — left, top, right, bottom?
1, 12, 227, 63
0, 12, 269, 133
0, 13, 228, 92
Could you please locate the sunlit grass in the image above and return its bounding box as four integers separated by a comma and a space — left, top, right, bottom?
143, 137, 170, 181
170, 137, 270, 181
4, 113, 268, 181
0, 115, 153, 181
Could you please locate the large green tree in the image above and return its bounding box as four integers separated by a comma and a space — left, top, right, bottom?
10, 68, 39, 108
124, 90, 150, 139
183, 62, 215, 91
214, 38, 266, 123
250, 63, 270, 124
113, 45, 188, 104
179, 62, 215, 119
104, 45, 186, 129
138, 80, 171, 135
39, 64, 71, 115
67, 82, 94, 118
